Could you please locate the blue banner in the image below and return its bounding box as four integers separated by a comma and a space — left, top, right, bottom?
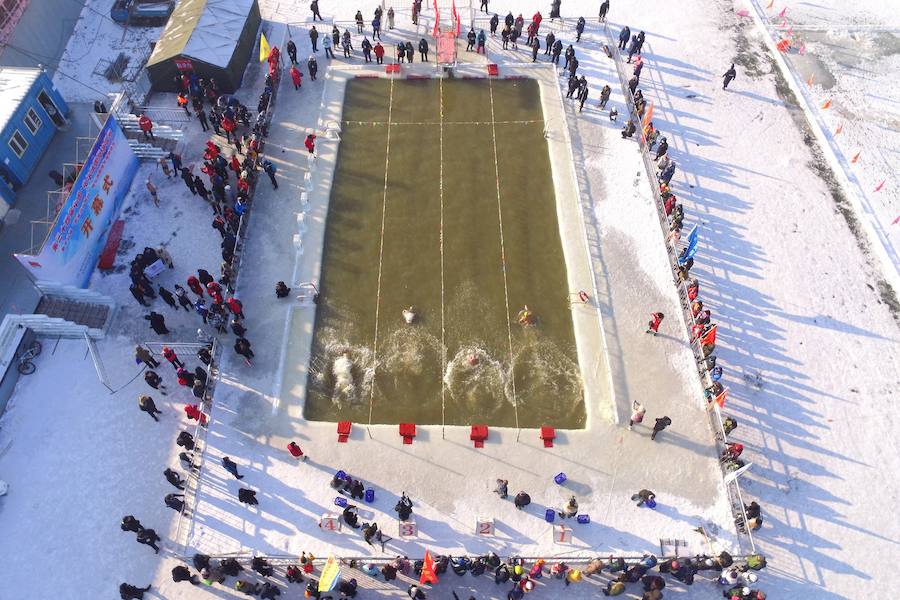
16, 116, 139, 287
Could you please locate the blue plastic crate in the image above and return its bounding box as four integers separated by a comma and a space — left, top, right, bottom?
554, 472, 567, 485
545, 508, 556, 523
334, 496, 348, 508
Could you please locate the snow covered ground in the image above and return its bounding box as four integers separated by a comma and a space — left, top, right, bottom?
0, 0, 898, 599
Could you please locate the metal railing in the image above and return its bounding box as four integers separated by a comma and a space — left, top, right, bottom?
600, 22, 755, 554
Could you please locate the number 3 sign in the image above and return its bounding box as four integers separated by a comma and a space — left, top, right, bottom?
398, 520, 418, 537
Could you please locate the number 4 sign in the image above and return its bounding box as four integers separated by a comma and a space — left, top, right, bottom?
475, 517, 495, 536
319, 513, 341, 532
554, 524, 573, 544
398, 520, 418, 538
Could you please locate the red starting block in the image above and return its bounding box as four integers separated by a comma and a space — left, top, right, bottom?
487, 64, 499, 76
399, 423, 416, 444
385, 64, 401, 74
337, 421, 352, 443
540, 426, 556, 448
470, 424, 488, 448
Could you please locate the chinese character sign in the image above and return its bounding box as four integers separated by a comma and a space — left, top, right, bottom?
15, 116, 139, 287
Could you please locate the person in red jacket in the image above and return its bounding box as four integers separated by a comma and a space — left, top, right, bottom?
176, 368, 195, 387
287, 441, 308, 462
163, 346, 184, 369
373, 41, 385, 64
187, 275, 204, 297
184, 404, 207, 426
289, 65, 302, 90
304, 134, 316, 154
646, 312, 664, 335
138, 113, 154, 141
226, 297, 245, 319
221, 115, 236, 142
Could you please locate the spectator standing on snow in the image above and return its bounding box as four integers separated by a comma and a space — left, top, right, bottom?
287, 38, 297, 63
287, 441, 309, 461
646, 311, 664, 334
144, 370, 167, 394
121, 515, 143, 533
262, 159, 278, 188
163, 346, 183, 369
145, 312, 169, 335
374, 42, 385, 64
362, 37, 373, 62
134, 345, 159, 368
119, 583, 152, 599
654, 137, 669, 160
618, 25, 630, 50
494, 478, 509, 498
323, 35, 333, 59
514, 491, 531, 509
138, 395, 162, 421
174, 284, 194, 310
631, 489, 656, 506
145, 179, 159, 207
305, 133, 316, 154
197, 109, 209, 132
628, 401, 645, 429
308, 55, 319, 79
172, 565, 199, 585
138, 113, 154, 141
238, 487, 259, 506
419, 38, 429, 61
651, 416, 672, 441
137, 528, 161, 553
578, 82, 589, 111
599, 0, 609, 22
466, 28, 476, 51
723, 64, 736, 89
234, 337, 254, 363
599, 84, 611, 109
490, 13, 499, 35
310, 0, 322, 20
575, 16, 585, 42
290, 65, 302, 90
530, 37, 540, 61
223, 456, 244, 479
551, 39, 562, 63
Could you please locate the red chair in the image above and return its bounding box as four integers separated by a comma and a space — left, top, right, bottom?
470, 424, 488, 448
399, 423, 416, 444
487, 64, 499, 76
337, 421, 352, 443
540, 426, 556, 448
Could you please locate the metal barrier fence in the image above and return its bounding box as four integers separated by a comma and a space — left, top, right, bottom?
599, 22, 756, 554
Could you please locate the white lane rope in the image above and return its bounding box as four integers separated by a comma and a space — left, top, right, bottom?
367, 75, 395, 425
439, 77, 447, 433
487, 78, 521, 431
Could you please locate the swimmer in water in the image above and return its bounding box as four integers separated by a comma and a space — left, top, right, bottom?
517, 305, 535, 326
402, 306, 416, 324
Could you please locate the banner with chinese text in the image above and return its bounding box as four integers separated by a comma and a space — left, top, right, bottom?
15, 116, 139, 287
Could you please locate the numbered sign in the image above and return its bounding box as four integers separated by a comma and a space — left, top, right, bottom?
475, 517, 495, 536
398, 519, 418, 538
319, 513, 341, 532
553, 524, 573, 544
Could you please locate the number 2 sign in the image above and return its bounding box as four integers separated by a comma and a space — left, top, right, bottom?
475, 517, 495, 536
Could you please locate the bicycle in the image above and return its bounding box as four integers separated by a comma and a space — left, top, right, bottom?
16, 340, 42, 375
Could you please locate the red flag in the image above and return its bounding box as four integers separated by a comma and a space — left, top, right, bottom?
433, 0, 439, 36
699, 324, 717, 347
715, 388, 728, 408
452, 0, 460, 36
778, 7, 787, 17
850, 151, 860, 164
766, 0, 774, 7
821, 99, 832, 109
834, 123, 843, 135
874, 180, 885, 193
419, 550, 439, 585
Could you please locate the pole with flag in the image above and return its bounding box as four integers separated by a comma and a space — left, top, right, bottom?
259, 32, 271, 63
678, 224, 700, 265
318, 555, 341, 592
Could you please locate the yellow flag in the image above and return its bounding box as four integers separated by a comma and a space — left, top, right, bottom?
259, 33, 271, 63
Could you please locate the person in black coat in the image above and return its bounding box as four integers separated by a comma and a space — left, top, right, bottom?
172, 565, 199, 584
252, 556, 274, 577
119, 583, 151, 599
181, 167, 196, 194
121, 515, 143, 533
723, 64, 736, 89
419, 38, 429, 61
137, 528, 161, 553
165, 468, 185, 490
489, 14, 499, 35
158, 286, 178, 310
238, 487, 259, 505
165, 493, 185, 512
144, 312, 169, 335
